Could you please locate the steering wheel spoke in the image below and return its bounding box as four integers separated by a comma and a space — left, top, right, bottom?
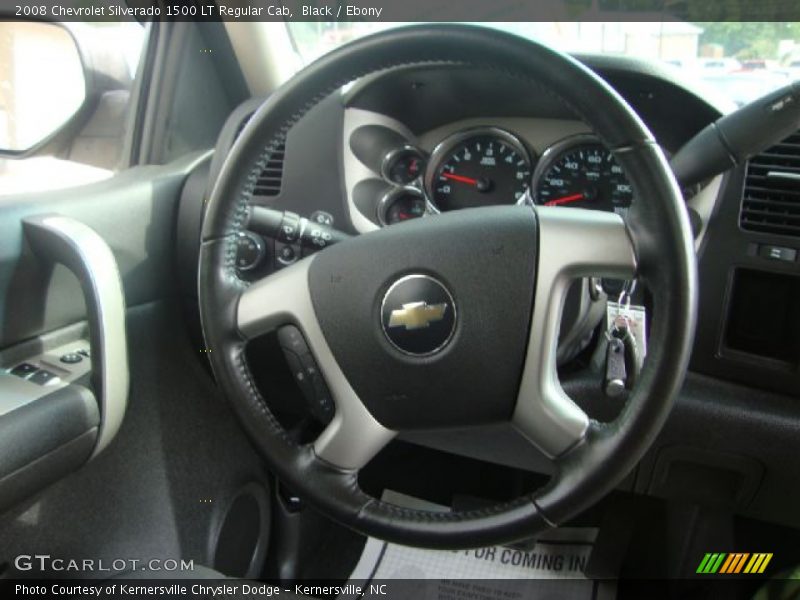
513, 207, 638, 457
237, 258, 396, 470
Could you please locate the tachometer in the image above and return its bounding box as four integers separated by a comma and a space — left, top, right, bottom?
425, 128, 532, 212
533, 136, 633, 214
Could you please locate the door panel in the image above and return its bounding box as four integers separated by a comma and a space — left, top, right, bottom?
0, 300, 268, 573
0, 154, 207, 511
0, 152, 208, 348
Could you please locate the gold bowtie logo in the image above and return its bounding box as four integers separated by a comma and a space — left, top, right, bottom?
388, 302, 448, 330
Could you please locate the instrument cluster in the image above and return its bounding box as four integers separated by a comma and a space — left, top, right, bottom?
354, 124, 635, 227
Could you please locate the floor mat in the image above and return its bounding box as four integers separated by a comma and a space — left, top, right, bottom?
344, 492, 616, 600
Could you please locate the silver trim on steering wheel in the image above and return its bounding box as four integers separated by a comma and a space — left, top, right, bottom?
512, 206, 638, 457
237, 257, 396, 470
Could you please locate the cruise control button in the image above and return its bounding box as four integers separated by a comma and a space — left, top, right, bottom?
11, 363, 39, 378
278, 325, 309, 355
277, 325, 332, 423
284, 349, 315, 398
311, 377, 334, 413
299, 352, 320, 379
283, 349, 305, 382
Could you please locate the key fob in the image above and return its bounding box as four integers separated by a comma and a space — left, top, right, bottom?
604, 337, 627, 398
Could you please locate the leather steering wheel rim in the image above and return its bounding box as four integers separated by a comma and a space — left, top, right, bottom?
199, 24, 697, 549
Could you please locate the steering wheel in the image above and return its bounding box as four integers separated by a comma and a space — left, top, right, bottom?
199, 24, 696, 549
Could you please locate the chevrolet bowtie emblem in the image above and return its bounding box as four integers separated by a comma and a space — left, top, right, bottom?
388, 302, 448, 330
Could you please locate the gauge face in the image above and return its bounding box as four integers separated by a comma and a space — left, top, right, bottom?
533, 139, 633, 213
380, 189, 427, 225
426, 129, 532, 212
383, 147, 426, 185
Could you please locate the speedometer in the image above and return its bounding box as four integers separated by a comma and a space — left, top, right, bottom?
425, 128, 532, 212
532, 136, 633, 214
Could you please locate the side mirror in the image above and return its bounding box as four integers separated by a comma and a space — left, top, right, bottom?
0, 21, 87, 155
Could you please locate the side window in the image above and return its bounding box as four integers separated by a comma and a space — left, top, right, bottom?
158, 23, 235, 164
0, 21, 147, 195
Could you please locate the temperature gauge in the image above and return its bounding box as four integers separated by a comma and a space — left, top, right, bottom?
378, 187, 427, 226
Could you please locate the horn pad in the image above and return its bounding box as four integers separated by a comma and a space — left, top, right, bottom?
308, 205, 538, 430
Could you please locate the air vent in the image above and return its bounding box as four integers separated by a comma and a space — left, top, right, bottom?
253, 144, 285, 197
741, 130, 800, 237
235, 114, 285, 198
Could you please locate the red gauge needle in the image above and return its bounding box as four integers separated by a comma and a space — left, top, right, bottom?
441, 172, 478, 186
544, 193, 585, 206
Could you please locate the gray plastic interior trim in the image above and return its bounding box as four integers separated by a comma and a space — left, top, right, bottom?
237, 256, 396, 470
0, 374, 67, 418
687, 174, 723, 251
342, 107, 415, 234
513, 207, 637, 457
22, 215, 129, 459
0, 321, 88, 367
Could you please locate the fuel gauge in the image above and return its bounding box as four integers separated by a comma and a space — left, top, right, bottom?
378, 187, 428, 226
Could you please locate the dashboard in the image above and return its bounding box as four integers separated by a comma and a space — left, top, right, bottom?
187, 57, 725, 367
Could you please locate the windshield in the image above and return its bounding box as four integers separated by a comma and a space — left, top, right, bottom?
287, 22, 800, 106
